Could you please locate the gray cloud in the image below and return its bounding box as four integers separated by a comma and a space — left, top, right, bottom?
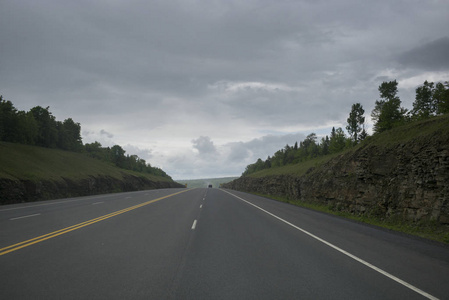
192, 136, 218, 156
224, 133, 306, 164
158, 132, 308, 179
396, 37, 449, 71
100, 129, 114, 139
1, 0, 449, 179
226, 142, 251, 162
123, 144, 153, 161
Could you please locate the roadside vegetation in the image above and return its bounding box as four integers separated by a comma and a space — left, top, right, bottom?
0, 96, 171, 179
242, 79, 449, 177
252, 192, 449, 244
0, 141, 173, 183
249, 114, 449, 179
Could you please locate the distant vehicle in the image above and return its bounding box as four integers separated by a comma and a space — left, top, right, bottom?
208, 184, 212, 188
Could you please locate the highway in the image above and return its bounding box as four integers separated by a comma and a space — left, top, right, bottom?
1, 188, 448, 299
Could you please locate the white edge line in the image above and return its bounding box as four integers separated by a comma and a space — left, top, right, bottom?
222, 189, 439, 300
10, 213, 41, 221
191, 219, 197, 230
92, 202, 104, 205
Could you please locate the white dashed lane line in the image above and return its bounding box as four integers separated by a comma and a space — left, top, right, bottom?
191, 220, 197, 230
9, 213, 41, 221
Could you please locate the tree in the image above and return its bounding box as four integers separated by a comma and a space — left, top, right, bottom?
0, 96, 19, 142
57, 118, 82, 151
330, 127, 347, 153
16, 110, 38, 144
434, 81, 449, 115
242, 158, 266, 176
319, 135, 330, 156
110, 145, 126, 168
85, 141, 104, 159
283, 144, 296, 165
303, 133, 318, 158
329, 127, 347, 153
264, 156, 272, 169
271, 149, 284, 167
30, 106, 58, 148
411, 81, 436, 119
359, 128, 368, 141
371, 80, 406, 133
346, 103, 365, 144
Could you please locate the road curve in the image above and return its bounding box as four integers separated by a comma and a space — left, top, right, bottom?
1, 188, 448, 299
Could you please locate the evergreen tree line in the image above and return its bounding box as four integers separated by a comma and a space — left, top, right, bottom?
0, 96, 171, 179
242, 79, 449, 176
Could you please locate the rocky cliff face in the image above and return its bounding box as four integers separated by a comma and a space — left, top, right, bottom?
224, 126, 449, 225
0, 174, 184, 205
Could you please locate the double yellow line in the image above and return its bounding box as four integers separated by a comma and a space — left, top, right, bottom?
0, 189, 189, 256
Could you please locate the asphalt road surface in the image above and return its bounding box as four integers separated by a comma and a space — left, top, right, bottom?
1, 188, 448, 299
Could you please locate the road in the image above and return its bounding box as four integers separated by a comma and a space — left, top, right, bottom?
1, 188, 448, 299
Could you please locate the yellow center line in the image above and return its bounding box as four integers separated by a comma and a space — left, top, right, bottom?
0, 189, 190, 256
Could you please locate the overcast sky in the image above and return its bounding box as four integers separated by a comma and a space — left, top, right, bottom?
1, 0, 449, 180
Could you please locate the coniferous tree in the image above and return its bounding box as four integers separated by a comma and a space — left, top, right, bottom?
434, 81, 449, 115
346, 103, 365, 144
329, 127, 347, 153
320, 135, 330, 155
411, 81, 436, 119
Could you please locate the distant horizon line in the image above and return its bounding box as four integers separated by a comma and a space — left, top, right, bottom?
174, 176, 239, 181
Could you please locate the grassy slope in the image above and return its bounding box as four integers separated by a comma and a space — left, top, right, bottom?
0, 142, 173, 183
248, 114, 449, 179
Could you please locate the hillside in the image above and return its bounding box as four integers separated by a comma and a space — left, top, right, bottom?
223, 115, 449, 241
0, 142, 183, 204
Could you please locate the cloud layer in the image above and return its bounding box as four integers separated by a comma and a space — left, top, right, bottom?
1, 0, 449, 179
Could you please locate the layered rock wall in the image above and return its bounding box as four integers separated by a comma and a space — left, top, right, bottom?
224, 129, 449, 225
0, 174, 184, 205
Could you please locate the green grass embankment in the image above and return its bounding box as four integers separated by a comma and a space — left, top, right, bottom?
247, 114, 449, 179
0, 142, 172, 183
